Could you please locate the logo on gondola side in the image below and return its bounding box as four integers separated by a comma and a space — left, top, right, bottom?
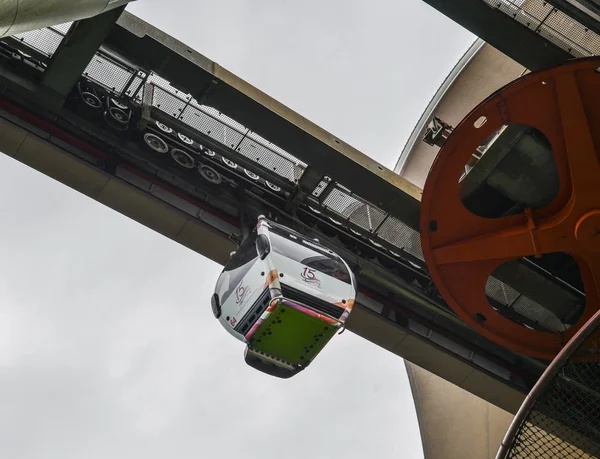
235, 285, 249, 304
301, 267, 321, 289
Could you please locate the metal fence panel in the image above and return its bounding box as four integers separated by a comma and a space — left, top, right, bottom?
481, 0, 600, 58
498, 310, 600, 458
84, 53, 136, 94
12, 22, 71, 57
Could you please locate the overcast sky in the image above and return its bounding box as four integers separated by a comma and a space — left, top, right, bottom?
0, 1, 474, 458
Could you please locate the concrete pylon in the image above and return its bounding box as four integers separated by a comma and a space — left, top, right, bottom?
0, 0, 136, 38
406, 361, 514, 459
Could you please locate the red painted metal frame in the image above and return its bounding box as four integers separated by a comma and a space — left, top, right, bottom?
421, 57, 600, 360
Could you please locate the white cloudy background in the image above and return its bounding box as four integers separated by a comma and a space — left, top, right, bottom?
0, 1, 474, 458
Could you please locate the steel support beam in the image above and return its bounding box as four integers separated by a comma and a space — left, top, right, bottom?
421, 0, 572, 70
42, 6, 126, 100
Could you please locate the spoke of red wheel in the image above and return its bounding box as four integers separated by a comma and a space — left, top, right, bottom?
432, 226, 539, 265
555, 73, 600, 194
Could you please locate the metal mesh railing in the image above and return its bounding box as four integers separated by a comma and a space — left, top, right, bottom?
376, 215, 424, 260
84, 52, 143, 95
316, 182, 424, 257
483, 0, 600, 57
11, 22, 72, 57
486, 276, 575, 333
324, 186, 387, 231
80, 49, 307, 184
497, 309, 600, 458
146, 83, 305, 183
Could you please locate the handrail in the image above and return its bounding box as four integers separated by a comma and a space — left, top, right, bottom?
496, 308, 600, 458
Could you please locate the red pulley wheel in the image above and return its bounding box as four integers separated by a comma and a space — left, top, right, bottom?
421, 57, 600, 360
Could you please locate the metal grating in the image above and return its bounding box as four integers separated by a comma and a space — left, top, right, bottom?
482, 0, 600, 58
11, 22, 72, 57
84, 52, 138, 95
323, 186, 386, 231
150, 84, 191, 118
237, 135, 302, 182
486, 277, 571, 333
202, 105, 250, 133
145, 82, 305, 183
79, 48, 307, 183
486, 276, 521, 305
512, 296, 570, 332
498, 310, 600, 458
248, 130, 304, 165
376, 216, 424, 260
316, 181, 427, 260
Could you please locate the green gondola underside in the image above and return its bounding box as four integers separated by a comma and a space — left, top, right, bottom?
249, 303, 337, 365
